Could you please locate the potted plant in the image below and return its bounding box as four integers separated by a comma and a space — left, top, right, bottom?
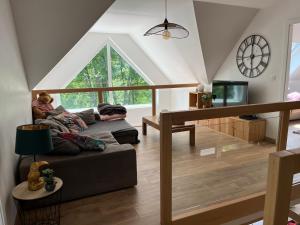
42, 168, 56, 192
201, 93, 213, 108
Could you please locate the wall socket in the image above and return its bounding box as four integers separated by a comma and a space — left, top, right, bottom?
0, 200, 5, 225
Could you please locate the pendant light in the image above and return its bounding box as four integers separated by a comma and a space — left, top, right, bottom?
144, 0, 189, 40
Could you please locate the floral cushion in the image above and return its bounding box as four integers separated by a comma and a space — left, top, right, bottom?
53, 112, 88, 133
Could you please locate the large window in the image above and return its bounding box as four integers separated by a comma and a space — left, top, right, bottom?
61, 44, 151, 109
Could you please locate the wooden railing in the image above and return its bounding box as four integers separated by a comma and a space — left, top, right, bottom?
159, 101, 300, 225
32, 83, 199, 116
264, 148, 300, 225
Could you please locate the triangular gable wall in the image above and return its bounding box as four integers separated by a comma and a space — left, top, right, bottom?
35, 33, 169, 89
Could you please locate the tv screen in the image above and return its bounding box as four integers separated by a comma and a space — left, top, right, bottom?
212, 81, 248, 107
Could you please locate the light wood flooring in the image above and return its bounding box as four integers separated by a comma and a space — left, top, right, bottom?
59, 124, 286, 225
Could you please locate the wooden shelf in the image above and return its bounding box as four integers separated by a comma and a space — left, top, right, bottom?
189, 92, 212, 109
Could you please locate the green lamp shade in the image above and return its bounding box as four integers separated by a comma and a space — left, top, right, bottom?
15, 124, 53, 155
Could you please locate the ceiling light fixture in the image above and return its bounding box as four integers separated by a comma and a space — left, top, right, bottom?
144, 0, 189, 40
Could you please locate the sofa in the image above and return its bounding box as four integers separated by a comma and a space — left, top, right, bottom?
17, 119, 138, 202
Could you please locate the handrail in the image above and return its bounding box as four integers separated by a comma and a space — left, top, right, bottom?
32, 83, 199, 116
159, 101, 300, 225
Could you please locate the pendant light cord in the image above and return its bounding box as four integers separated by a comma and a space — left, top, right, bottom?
165, 0, 168, 19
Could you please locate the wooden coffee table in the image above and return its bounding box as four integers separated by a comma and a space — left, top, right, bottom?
142, 116, 195, 146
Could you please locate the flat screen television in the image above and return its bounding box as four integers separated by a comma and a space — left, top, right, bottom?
212, 80, 248, 107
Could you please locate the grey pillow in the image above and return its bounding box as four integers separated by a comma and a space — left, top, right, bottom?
75, 109, 96, 125
47, 136, 81, 155
47, 105, 67, 116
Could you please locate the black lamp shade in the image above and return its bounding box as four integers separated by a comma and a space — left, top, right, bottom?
15, 124, 53, 155
144, 18, 189, 39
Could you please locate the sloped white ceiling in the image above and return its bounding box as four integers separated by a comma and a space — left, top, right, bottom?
194, 1, 258, 82
11, 0, 114, 89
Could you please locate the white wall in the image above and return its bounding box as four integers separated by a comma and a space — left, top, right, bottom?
0, 0, 32, 224
214, 0, 300, 139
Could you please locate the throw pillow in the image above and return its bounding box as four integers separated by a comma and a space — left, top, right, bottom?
53, 112, 88, 133
75, 109, 96, 125
46, 105, 67, 116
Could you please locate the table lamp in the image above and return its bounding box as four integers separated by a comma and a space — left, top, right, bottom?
15, 124, 53, 191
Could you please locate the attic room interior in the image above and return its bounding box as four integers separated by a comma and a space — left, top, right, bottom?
2, 0, 300, 225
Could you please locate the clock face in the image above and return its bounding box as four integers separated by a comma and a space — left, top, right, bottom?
236, 35, 270, 78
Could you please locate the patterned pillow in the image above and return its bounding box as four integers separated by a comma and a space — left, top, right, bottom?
53, 112, 88, 133
75, 109, 96, 125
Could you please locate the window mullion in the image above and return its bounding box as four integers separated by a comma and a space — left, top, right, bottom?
107, 44, 113, 104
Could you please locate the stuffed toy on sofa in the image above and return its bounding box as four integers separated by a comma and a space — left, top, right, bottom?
32, 92, 54, 119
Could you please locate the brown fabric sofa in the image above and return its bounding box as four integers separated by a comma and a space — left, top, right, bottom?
17, 121, 138, 203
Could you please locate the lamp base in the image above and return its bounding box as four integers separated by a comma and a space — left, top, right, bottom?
27, 161, 49, 191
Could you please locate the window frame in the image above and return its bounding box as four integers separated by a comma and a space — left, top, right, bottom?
61, 40, 154, 108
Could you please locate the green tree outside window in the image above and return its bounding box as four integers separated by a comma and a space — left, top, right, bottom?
60, 44, 151, 109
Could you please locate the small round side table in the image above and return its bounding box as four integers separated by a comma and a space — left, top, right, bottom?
12, 177, 63, 225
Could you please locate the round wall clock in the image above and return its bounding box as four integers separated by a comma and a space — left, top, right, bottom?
236, 34, 270, 78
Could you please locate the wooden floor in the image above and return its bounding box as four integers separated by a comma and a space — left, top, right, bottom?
60, 124, 286, 225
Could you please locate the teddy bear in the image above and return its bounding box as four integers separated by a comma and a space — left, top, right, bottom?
32, 92, 54, 119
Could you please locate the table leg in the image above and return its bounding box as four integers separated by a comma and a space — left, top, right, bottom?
190, 126, 195, 146
143, 122, 147, 135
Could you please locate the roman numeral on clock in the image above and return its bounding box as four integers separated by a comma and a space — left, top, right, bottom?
260, 61, 267, 67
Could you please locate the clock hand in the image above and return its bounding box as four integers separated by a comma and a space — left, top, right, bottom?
243, 53, 269, 59
251, 36, 254, 56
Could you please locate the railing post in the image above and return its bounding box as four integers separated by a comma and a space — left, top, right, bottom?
263, 151, 294, 225
152, 88, 156, 116
160, 112, 173, 225
277, 110, 290, 151
98, 91, 104, 104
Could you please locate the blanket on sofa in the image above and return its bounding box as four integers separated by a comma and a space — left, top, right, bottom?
58, 132, 106, 151
97, 103, 127, 115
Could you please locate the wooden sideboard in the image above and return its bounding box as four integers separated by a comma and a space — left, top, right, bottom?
198, 117, 266, 143
188, 92, 267, 143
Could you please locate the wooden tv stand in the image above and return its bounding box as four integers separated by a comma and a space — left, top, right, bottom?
198, 116, 266, 143
189, 92, 266, 143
